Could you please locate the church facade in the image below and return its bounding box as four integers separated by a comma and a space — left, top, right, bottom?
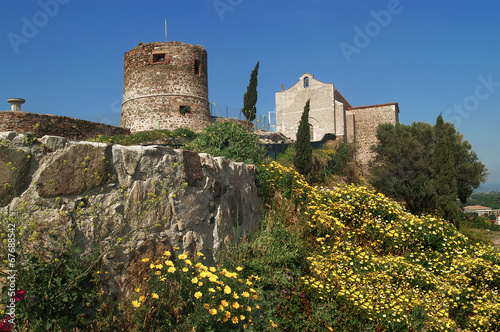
275, 73, 399, 164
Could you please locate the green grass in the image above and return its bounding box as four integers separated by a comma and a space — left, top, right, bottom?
91, 128, 196, 146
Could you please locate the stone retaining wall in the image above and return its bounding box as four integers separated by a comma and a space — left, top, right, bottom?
0, 111, 130, 140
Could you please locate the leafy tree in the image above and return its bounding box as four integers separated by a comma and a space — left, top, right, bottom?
369, 116, 487, 220
242, 61, 259, 122
446, 122, 488, 209
293, 99, 312, 176
433, 114, 460, 228
370, 122, 435, 214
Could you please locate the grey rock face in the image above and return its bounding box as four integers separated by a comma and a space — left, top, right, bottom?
0, 133, 261, 299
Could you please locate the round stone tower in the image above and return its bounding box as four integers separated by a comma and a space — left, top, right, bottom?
121, 41, 210, 133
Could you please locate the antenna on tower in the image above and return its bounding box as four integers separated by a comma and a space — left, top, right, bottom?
165, 18, 167, 42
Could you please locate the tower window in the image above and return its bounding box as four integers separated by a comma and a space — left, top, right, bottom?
304, 77, 309, 88
180, 105, 191, 115
194, 60, 201, 75
152, 52, 167, 64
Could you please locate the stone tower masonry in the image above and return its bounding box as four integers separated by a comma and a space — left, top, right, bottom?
121, 41, 210, 133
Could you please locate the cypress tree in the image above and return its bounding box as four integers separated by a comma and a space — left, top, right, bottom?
293, 99, 313, 176
433, 114, 460, 229
242, 61, 259, 122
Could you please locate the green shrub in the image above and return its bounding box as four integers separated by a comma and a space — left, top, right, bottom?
309, 142, 357, 184
92, 129, 196, 146
5, 252, 99, 331
276, 141, 357, 185
184, 122, 265, 164
275, 144, 295, 167
461, 214, 500, 231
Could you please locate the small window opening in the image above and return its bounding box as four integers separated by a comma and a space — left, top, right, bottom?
304, 77, 309, 88
194, 60, 201, 75
180, 105, 191, 115
309, 124, 314, 141
153, 53, 166, 63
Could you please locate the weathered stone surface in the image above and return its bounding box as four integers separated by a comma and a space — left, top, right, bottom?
39, 135, 68, 152
182, 150, 204, 183
36, 143, 110, 197
1, 133, 261, 299
0, 144, 30, 206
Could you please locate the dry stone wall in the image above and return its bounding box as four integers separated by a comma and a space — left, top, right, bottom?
0, 111, 130, 140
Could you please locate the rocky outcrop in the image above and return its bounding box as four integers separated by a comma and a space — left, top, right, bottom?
0, 132, 261, 299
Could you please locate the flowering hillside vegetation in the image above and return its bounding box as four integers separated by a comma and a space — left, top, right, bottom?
3, 157, 499, 331
257, 161, 500, 331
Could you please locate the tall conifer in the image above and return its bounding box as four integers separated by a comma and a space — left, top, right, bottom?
242, 61, 259, 122
433, 114, 460, 229
293, 99, 312, 176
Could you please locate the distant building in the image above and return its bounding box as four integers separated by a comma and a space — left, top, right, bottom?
275, 73, 399, 164
464, 205, 493, 216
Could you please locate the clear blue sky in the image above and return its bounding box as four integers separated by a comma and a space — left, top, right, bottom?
1, 0, 499, 189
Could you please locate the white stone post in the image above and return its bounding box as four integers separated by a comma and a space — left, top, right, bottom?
7, 98, 25, 112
